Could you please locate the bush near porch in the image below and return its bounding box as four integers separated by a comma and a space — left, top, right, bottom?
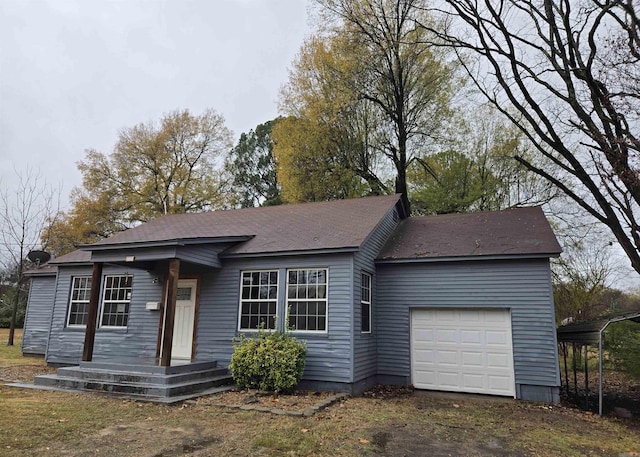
229, 330, 306, 393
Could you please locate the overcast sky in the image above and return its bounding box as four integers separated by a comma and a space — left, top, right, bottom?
0, 0, 312, 206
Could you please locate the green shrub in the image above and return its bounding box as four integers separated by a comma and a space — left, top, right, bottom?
605, 320, 640, 378
229, 330, 307, 393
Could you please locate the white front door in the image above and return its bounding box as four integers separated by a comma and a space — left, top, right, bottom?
171, 279, 197, 360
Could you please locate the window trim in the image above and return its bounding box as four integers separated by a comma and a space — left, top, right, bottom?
285, 267, 329, 334
237, 269, 279, 332
99, 274, 133, 329
360, 271, 372, 334
66, 276, 93, 328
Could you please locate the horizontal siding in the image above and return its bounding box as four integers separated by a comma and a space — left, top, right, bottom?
46, 265, 163, 365
195, 253, 354, 383
376, 259, 560, 389
353, 206, 400, 383
22, 276, 56, 355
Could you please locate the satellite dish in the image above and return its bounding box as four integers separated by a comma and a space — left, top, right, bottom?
27, 250, 51, 267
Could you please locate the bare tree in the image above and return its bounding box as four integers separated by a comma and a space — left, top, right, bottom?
0, 168, 61, 345
423, 0, 640, 275
311, 0, 460, 213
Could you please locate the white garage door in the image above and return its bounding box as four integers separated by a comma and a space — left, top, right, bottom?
411, 308, 515, 397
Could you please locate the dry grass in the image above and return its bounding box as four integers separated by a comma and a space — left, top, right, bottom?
1, 329, 639, 456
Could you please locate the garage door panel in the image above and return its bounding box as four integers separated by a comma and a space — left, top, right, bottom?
437, 350, 459, 366
437, 372, 460, 389
411, 308, 515, 397
461, 330, 482, 345
413, 328, 435, 342
459, 310, 482, 323
487, 352, 510, 368
435, 309, 457, 323
462, 373, 486, 390
461, 351, 484, 367
435, 329, 458, 344
486, 330, 509, 345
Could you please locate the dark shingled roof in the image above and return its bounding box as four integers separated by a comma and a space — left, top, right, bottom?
86, 194, 403, 255
25, 250, 91, 275
378, 206, 561, 261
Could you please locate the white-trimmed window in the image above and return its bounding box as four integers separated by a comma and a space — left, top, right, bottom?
67, 276, 92, 327
239, 270, 278, 330
287, 268, 328, 332
360, 272, 372, 333
100, 275, 133, 328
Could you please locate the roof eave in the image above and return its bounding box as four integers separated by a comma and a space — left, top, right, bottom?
375, 252, 561, 264
80, 235, 254, 252
221, 246, 359, 259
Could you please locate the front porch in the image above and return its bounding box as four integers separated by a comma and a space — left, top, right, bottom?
32, 358, 234, 403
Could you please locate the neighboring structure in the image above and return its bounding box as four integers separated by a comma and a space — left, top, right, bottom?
22, 195, 562, 402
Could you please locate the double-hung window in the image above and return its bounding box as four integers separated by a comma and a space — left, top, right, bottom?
361, 272, 372, 333
67, 276, 92, 327
287, 268, 328, 332
239, 271, 278, 330
100, 275, 133, 328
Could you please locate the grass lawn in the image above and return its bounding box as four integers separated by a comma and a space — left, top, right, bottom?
1, 328, 639, 457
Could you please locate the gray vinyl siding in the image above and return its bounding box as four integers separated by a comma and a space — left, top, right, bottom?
352, 206, 400, 383
22, 276, 57, 355
195, 253, 354, 384
45, 265, 163, 365
376, 259, 560, 391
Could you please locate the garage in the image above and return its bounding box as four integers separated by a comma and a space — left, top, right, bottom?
411, 308, 515, 397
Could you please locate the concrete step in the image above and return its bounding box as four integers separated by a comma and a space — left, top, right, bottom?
79, 360, 218, 375
55, 366, 229, 385
33, 361, 234, 401
34, 373, 233, 398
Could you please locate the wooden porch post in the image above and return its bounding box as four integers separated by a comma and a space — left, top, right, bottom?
160, 258, 180, 366
82, 262, 103, 362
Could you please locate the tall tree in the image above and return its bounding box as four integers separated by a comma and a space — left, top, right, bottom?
1, 168, 60, 345
274, 116, 370, 202
278, 0, 459, 211
44, 109, 232, 256
225, 119, 282, 208
424, 0, 640, 275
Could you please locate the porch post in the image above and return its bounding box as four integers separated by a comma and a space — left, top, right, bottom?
160, 258, 180, 366
82, 262, 103, 362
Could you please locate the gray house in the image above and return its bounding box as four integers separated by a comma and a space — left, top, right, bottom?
23, 195, 562, 402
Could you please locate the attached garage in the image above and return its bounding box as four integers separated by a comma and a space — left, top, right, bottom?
411, 308, 515, 397
375, 207, 563, 403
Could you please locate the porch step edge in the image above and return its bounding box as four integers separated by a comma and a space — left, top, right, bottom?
33, 373, 234, 398
56, 366, 229, 385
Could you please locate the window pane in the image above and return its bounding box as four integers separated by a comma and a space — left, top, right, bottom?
239, 270, 278, 330
100, 275, 132, 328
285, 268, 328, 332
176, 287, 192, 301
317, 285, 326, 299
259, 285, 269, 299
67, 276, 92, 327
361, 303, 371, 332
